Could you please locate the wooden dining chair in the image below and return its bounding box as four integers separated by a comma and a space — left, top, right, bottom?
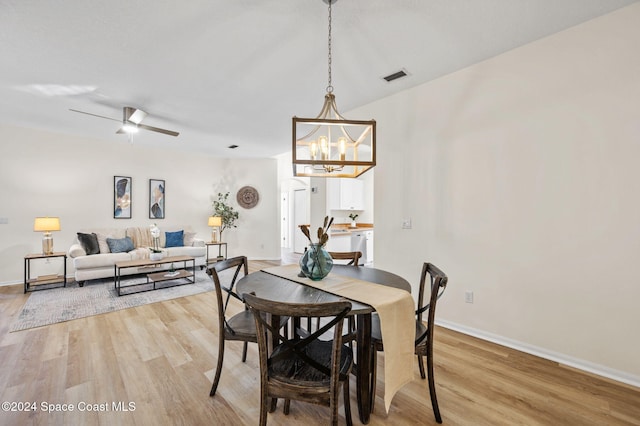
206, 256, 288, 397
328, 251, 362, 266
244, 293, 354, 426
369, 262, 448, 423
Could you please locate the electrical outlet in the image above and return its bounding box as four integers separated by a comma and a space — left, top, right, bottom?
465, 291, 474, 304
401, 218, 412, 229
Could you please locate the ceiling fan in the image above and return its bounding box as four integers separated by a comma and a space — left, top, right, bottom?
70, 106, 179, 137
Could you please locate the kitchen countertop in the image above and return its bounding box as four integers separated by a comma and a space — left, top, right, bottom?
328, 224, 373, 237
298, 223, 373, 237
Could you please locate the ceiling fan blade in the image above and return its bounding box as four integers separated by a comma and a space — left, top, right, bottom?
69, 108, 120, 122
138, 123, 179, 137
124, 107, 147, 124
116, 127, 126, 134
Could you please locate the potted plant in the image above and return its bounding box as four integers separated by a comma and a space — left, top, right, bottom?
349, 213, 358, 228
298, 216, 334, 280
212, 192, 239, 241
149, 223, 163, 261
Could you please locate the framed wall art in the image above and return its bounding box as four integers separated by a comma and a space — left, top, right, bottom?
114, 176, 132, 219
149, 179, 165, 219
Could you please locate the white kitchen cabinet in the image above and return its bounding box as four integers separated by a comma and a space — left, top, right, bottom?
325, 234, 351, 252
328, 178, 364, 211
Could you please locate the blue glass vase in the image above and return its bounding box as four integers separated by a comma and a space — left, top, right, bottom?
299, 243, 333, 281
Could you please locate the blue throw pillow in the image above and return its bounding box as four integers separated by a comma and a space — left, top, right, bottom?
165, 230, 184, 248
106, 236, 134, 253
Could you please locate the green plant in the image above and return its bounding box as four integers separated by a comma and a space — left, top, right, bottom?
212, 192, 239, 239
300, 216, 334, 247
348, 213, 358, 221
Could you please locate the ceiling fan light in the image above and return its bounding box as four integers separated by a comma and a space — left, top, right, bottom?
122, 123, 138, 134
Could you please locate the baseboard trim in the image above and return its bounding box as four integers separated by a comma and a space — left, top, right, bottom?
436, 319, 640, 389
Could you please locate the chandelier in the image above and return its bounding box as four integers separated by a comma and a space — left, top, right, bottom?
292, 0, 376, 178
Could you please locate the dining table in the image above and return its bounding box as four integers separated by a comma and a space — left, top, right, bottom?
236, 263, 414, 424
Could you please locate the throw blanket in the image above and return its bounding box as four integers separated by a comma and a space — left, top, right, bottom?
127, 227, 154, 249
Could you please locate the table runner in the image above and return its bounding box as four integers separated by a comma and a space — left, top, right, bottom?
263, 264, 415, 412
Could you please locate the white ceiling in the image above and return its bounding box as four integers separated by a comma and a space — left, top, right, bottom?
1, 0, 636, 158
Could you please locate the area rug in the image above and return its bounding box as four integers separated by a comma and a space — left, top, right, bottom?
10, 269, 216, 332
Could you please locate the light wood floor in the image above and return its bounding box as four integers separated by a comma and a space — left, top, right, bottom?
1, 259, 638, 425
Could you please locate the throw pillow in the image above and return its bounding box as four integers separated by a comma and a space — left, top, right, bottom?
107, 236, 135, 253
95, 232, 111, 253
77, 232, 100, 255
165, 230, 184, 248
183, 231, 197, 247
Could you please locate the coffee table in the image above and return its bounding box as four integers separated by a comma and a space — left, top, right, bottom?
114, 255, 196, 296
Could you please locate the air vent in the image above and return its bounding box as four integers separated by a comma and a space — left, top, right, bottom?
383, 69, 409, 82
228, 145, 238, 149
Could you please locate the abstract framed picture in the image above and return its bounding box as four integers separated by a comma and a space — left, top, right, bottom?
114, 176, 132, 219
149, 179, 165, 219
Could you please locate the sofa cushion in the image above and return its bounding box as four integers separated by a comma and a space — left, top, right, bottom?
77, 232, 100, 255
165, 230, 184, 247
107, 236, 135, 253
73, 252, 132, 269
164, 245, 206, 258
183, 231, 197, 246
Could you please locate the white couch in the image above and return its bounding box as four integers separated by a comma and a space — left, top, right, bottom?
68, 226, 206, 285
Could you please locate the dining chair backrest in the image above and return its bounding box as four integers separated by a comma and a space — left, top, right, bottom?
415, 262, 448, 342
328, 251, 362, 266
244, 293, 353, 425
207, 256, 249, 332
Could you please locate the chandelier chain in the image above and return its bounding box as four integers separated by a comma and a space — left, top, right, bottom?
326, 0, 333, 93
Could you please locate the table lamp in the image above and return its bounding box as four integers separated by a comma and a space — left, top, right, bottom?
208, 216, 222, 243
34, 217, 61, 255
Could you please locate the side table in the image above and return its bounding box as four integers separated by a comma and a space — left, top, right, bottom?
24, 252, 67, 293
205, 242, 228, 265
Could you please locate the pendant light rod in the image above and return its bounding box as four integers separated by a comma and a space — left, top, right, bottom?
326, 0, 333, 94
292, 0, 376, 178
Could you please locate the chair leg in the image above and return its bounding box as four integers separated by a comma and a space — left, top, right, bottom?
210, 338, 225, 396
417, 354, 426, 379
343, 377, 352, 426
259, 392, 268, 426
242, 341, 248, 363
269, 397, 278, 413
283, 399, 290, 415
369, 350, 377, 411
427, 353, 442, 423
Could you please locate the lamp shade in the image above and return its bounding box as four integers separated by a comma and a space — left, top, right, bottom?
34, 217, 61, 232
208, 216, 222, 227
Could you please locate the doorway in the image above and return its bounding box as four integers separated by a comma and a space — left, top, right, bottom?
293, 189, 308, 254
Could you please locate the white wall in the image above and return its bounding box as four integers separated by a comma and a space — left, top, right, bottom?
0, 125, 280, 284
352, 4, 640, 384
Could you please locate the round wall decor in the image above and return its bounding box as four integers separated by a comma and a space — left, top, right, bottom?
237, 186, 259, 209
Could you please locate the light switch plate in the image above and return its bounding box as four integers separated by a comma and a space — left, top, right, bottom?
401, 218, 412, 229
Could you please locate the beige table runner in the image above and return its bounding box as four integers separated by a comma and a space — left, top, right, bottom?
263, 264, 415, 412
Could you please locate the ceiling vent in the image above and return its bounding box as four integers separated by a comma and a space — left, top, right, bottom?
228, 144, 238, 149
383, 69, 409, 82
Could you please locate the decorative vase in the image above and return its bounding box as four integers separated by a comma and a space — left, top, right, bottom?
299, 243, 333, 281
150, 251, 163, 261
